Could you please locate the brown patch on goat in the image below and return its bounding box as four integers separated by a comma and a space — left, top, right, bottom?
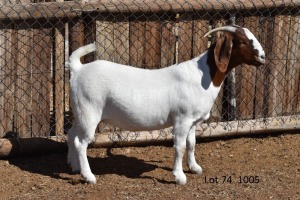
207, 28, 261, 87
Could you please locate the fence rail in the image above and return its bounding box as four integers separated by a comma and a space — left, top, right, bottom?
0, 0, 299, 155
2, 0, 300, 21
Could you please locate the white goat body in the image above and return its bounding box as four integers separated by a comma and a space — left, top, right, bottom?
67, 25, 265, 185
70, 52, 215, 131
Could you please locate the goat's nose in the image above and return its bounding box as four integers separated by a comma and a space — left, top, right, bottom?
259, 54, 266, 64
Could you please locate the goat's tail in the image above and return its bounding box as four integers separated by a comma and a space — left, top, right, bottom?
69, 42, 96, 72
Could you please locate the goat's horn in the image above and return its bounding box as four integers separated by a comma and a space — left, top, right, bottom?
204, 25, 240, 37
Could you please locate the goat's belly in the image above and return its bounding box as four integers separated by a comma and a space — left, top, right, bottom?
101, 89, 173, 131
102, 118, 172, 132
102, 107, 172, 131
102, 117, 172, 131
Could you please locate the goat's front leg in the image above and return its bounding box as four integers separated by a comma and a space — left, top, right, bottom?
172, 122, 191, 185
186, 125, 202, 174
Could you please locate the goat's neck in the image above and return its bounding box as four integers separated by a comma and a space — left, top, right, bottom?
206, 44, 241, 87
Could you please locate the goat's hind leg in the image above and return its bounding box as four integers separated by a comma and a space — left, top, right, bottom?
186, 125, 202, 174
74, 118, 99, 184
67, 125, 80, 173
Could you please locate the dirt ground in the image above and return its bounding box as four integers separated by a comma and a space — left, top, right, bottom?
0, 132, 299, 200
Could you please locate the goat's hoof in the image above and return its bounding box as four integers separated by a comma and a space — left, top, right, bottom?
189, 164, 203, 175
175, 176, 187, 185
173, 171, 187, 185
84, 174, 97, 184
86, 179, 96, 184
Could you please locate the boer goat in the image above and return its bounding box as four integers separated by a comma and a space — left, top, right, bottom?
67, 25, 265, 184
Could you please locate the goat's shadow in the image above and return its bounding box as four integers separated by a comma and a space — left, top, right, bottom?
8, 147, 174, 184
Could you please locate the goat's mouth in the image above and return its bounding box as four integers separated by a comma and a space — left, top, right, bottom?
252, 56, 265, 66
253, 60, 264, 66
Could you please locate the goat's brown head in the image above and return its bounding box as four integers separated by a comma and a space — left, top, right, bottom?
204, 25, 265, 86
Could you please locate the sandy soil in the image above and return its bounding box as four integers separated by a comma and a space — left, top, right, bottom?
0, 133, 299, 200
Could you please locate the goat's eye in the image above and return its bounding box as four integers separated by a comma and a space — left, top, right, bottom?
241, 39, 252, 46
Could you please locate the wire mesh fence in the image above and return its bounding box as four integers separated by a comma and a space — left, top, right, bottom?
0, 0, 299, 146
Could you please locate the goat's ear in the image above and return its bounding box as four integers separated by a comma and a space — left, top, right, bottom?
214, 33, 233, 73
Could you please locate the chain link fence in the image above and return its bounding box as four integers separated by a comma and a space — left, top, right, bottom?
0, 0, 299, 149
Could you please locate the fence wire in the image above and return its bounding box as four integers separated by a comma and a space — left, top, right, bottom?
0, 0, 299, 144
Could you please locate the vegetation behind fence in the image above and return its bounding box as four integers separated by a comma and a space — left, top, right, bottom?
0, 0, 299, 143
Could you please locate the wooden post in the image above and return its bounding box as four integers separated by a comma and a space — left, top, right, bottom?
177, 13, 193, 63
192, 15, 209, 57
69, 18, 84, 58
0, 0, 17, 136
0, 27, 4, 135
160, 17, 176, 67
95, 15, 114, 61
113, 15, 130, 64
54, 21, 65, 135
14, 20, 32, 137
0, 23, 15, 136
83, 13, 96, 63
129, 19, 146, 67
31, 25, 52, 137
252, 17, 274, 119
144, 17, 161, 68
268, 16, 290, 117
285, 16, 300, 114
